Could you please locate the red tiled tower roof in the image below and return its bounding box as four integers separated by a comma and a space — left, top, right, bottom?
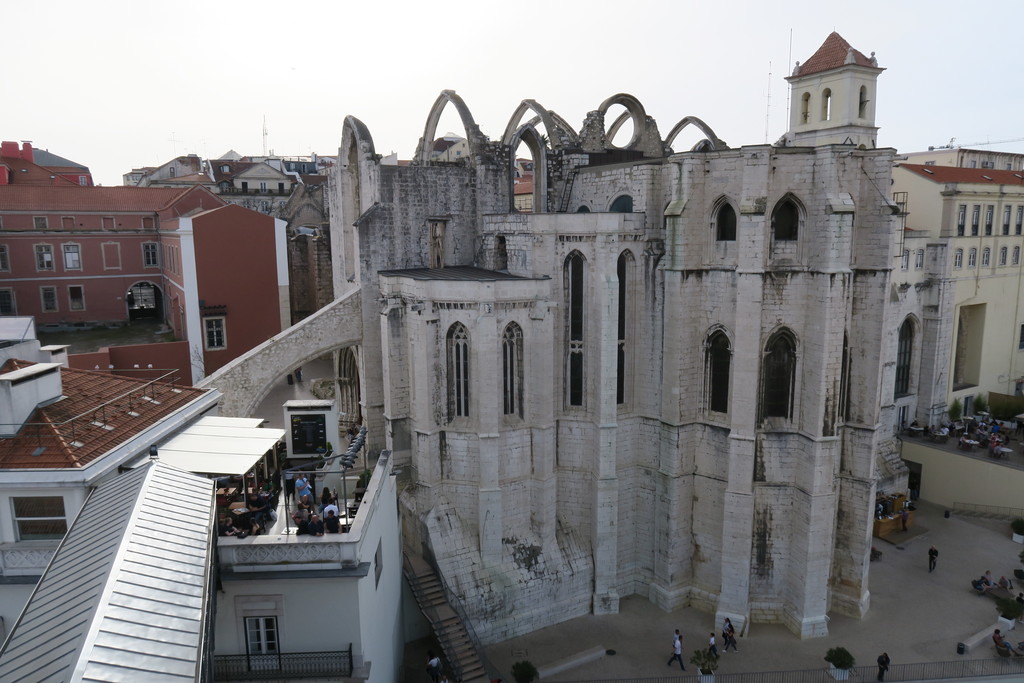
791, 32, 880, 78
0, 185, 208, 212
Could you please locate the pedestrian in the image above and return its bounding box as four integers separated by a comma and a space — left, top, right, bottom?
723, 617, 738, 651
284, 469, 295, 502
295, 474, 312, 503
294, 365, 303, 382
900, 506, 909, 531
708, 632, 718, 657
928, 545, 938, 572
666, 631, 685, 670
426, 650, 441, 682
876, 652, 890, 681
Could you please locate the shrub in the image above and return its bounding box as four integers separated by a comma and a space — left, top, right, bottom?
973, 393, 989, 415
996, 596, 1024, 620
690, 647, 720, 673
824, 646, 855, 670
948, 398, 963, 423
511, 660, 539, 683
1012, 518, 1024, 536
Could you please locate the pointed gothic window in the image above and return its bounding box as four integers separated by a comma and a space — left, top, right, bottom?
616, 252, 633, 404
447, 323, 470, 419
894, 319, 913, 397
707, 331, 731, 414
565, 252, 586, 407
610, 195, 633, 213
716, 202, 737, 241
761, 330, 796, 419
772, 198, 800, 241
502, 323, 523, 417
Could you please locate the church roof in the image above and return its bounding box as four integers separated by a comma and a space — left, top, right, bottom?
898, 163, 1024, 186
791, 32, 880, 78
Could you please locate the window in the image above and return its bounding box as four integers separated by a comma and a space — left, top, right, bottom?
957, 205, 966, 236
1016, 246, 1021, 266
954, 248, 963, 269
1000, 246, 1008, 266
982, 247, 991, 267
204, 317, 226, 350
143, 242, 159, 267
800, 92, 810, 123
41, 286, 57, 312
915, 249, 925, 269
428, 220, 446, 269
0, 245, 8, 271
971, 205, 980, 235
761, 331, 796, 419
968, 248, 977, 268
565, 252, 585, 407
101, 216, 114, 230
33, 216, 48, 230
278, 182, 285, 194
245, 616, 279, 656
617, 252, 635, 404
35, 244, 54, 271
821, 88, 832, 121
985, 205, 994, 235
259, 181, 267, 192
716, 202, 737, 241
62, 243, 81, 270
502, 323, 523, 417
13, 496, 67, 540
169, 167, 176, 177
241, 181, 249, 193
61, 216, 74, 230
609, 195, 633, 213
772, 198, 800, 241
900, 249, 910, 270
78, 175, 88, 186
447, 323, 470, 419
220, 164, 231, 173
894, 318, 914, 397
858, 86, 868, 118
68, 285, 84, 311
707, 331, 731, 413
0, 289, 15, 315
1004, 206, 1012, 235
1017, 207, 1023, 235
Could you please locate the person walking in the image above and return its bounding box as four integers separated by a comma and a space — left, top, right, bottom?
900, 506, 909, 531
928, 545, 938, 572
876, 652, 890, 681
426, 650, 442, 682
666, 631, 685, 670
708, 632, 718, 657
723, 617, 738, 651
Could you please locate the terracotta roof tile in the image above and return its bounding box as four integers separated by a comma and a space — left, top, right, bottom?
0, 156, 79, 186
0, 359, 208, 469
0, 185, 199, 212
791, 32, 879, 78
898, 163, 1024, 186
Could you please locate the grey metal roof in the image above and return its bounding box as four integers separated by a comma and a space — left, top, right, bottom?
0, 461, 215, 682
32, 149, 88, 170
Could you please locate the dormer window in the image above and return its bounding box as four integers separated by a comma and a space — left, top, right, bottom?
220, 164, 231, 173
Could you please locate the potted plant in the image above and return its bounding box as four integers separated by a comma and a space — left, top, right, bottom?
974, 393, 989, 415
690, 647, 720, 681
511, 660, 538, 683
1012, 518, 1024, 544
996, 597, 1023, 630
824, 646, 855, 680
948, 398, 963, 423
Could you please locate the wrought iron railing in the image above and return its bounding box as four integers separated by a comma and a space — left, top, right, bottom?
558, 656, 1024, 683
212, 646, 352, 681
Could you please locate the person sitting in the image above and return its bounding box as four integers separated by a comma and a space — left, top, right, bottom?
219, 517, 240, 537
998, 575, 1014, 591
993, 629, 1022, 656
248, 493, 271, 531
324, 509, 341, 533
308, 514, 325, 537
959, 434, 970, 450
936, 425, 949, 436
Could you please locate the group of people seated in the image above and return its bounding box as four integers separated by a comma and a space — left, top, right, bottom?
290, 487, 350, 536
972, 570, 1015, 595
219, 487, 279, 538
993, 628, 1024, 656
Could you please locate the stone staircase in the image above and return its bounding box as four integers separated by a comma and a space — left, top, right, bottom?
403, 552, 488, 683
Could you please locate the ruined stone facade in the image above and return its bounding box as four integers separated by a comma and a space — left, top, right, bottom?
330, 34, 907, 641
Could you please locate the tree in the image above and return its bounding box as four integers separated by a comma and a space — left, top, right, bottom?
511, 660, 538, 683
948, 397, 963, 422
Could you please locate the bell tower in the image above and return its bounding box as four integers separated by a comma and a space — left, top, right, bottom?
784, 32, 884, 148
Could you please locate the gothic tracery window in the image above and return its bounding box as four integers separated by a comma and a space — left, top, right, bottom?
772, 198, 800, 241
761, 330, 796, 419
894, 318, 913, 398
502, 323, 523, 417
447, 323, 469, 419
565, 251, 586, 407
707, 330, 731, 413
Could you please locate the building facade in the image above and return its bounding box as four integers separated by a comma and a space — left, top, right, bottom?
324, 33, 907, 641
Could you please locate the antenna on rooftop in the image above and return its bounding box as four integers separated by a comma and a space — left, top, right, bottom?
785, 28, 793, 132
168, 131, 179, 157
262, 116, 268, 157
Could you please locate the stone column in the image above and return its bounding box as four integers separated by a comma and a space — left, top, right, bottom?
592, 272, 620, 614
477, 299, 503, 565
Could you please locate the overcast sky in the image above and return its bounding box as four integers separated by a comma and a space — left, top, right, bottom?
6, 0, 1023, 186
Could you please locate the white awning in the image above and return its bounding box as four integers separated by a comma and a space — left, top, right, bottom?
156, 416, 285, 476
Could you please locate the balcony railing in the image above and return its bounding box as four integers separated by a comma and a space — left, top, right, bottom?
213, 646, 352, 681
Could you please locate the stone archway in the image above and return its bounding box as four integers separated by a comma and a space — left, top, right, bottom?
415, 90, 487, 166
664, 115, 729, 152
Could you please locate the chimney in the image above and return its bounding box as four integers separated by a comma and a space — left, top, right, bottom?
20, 141, 33, 162
0, 363, 63, 438
0, 141, 18, 158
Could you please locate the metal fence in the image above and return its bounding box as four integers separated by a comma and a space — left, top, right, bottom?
953, 501, 1024, 520
213, 647, 352, 681
560, 657, 1024, 683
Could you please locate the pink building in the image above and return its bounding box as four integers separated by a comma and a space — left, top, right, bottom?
0, 181, 288, 383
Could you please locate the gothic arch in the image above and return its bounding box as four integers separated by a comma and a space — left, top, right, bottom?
664, 115, 728, 152
711, 195, 738, 241
416, 90, 487, 166
507, 121, 548, 213
501, 99, 578, 150
339, 115, 378, 285
597, 93, 648, 149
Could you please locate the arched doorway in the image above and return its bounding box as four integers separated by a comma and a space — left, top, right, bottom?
126, 281, 163, 321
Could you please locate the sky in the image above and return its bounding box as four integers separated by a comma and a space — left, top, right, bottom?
6, 0, 1024, 186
